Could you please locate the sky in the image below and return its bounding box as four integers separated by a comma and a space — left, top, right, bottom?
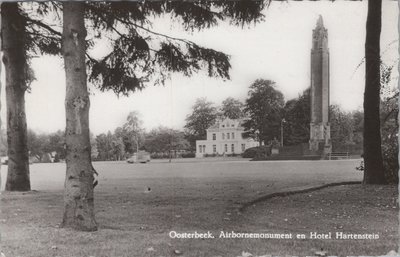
3, 1, 398, 135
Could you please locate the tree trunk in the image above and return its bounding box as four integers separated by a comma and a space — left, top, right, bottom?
2, 3, 30, 191
61, 2, 97, 231
363, 0, 386, 184
0, 5, 2, 190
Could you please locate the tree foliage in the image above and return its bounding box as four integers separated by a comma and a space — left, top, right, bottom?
380, 93, 398, 184
379, 62, 398, 184
329, 105, 358, 152
243, 79, 284, 145
282, 88, 310, 145
184, 98, 218, 147
144, 126, 189, 154
18, 1, 268, 96
95, 132, 119, 161
122, 111, 145, 153
220, 97, 245, 119
27, 130, 65, 161
94, 112, 145, 161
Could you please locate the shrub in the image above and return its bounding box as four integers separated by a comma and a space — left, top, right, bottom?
380, 90, 398, 184
181, 152, 195, 158
242, 146, 270, 158
150, 152, 170, 159
242, 147, 256, 158
382, 135, 398, 184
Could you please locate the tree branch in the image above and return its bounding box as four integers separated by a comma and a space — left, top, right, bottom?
382, 107, 398, 124
86, 4, 197, 47
25, 17, 62, 37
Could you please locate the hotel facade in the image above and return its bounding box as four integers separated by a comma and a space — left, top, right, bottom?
195, 118, 259, 158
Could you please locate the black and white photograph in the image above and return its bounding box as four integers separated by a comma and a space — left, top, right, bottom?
0, 1, 398, 256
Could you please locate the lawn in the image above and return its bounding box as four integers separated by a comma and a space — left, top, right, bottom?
0, 159, 397, 256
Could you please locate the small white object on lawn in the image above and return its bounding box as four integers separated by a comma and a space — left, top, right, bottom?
174, 249, 183, 255
238, 251, 253, 257
147, 247, 155, 252
315, 250, 328, 256
385, 250, 398, 256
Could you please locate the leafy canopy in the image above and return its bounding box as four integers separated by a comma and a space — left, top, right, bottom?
19, 1, 268, 96
243, 79, 284, 144
220, 97, 245, 119
184, 97, 218, 141
282, 88, 310, 146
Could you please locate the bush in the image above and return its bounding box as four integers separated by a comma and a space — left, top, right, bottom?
181, 152, 195, 158
380, 92, 398, 184
382, 135, 398, 184
242, 147, 258, 158
150, 152, 170, 159
242, 146, 271, 158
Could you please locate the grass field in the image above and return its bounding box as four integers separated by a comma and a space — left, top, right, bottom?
0, 158, 398, 256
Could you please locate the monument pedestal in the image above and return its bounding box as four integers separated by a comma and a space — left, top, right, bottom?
309, 122, 331, 158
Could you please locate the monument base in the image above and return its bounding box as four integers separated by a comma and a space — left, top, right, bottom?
309, 139, 331, 159
309, 122, 331, 158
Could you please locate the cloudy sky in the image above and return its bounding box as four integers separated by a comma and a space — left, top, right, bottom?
5, 1, 398, 135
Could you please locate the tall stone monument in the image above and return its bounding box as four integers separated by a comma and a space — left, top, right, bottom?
309, 16, 331, 154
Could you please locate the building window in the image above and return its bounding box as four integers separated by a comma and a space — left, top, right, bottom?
222, 125, 225, 128
213, 145, 216, 153
212, 133, 216, 140
203, 145, 206, 152
224, 144, 228, 152
199, 145, 202, 153
222, 133, 225, 140
232, 132, 235, 139
227, 133, 230, 140
241, 144, 246, 152
231, 144, 235, 153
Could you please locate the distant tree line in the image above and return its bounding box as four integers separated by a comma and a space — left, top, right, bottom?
9, 75, 394, 168
184, 77, 397, 161
185, 73, 398, 184
93, 111, 192, 161
15, 112, 190, 162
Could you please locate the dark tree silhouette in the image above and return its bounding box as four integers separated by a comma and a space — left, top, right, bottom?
243, 79, 284, 145
363, 0, 386, 184
220, 97, 245, 119
2, 3, 31, 191
184, 98, 218, 147
282, 88, 310, 146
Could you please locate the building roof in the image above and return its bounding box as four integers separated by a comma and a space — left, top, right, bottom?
207, 117, 246, 130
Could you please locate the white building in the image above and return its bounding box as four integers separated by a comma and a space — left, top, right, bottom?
195, 118, 259, 158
